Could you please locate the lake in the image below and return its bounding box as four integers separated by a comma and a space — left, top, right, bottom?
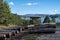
23, 17, 60, 23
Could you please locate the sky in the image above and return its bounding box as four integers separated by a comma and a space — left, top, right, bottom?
6, 0, 60, 15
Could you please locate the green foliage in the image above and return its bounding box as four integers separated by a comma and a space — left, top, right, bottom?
22, 20, 30, 25
29, 18, 41, 24
29, 20, 33, 24
43, 16, 51, 23
51, 18, 55, 22
50, 16, 56, 23
0, 0, 23, 26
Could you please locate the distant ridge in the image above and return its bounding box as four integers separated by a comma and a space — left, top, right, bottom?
21, 14, 60, 17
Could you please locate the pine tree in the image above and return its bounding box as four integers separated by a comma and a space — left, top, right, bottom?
43, 16, 51, 23
50, 15, 57, 23
0, 0, 12, 25
0, 0, 23, 26
0, 0, 4, 24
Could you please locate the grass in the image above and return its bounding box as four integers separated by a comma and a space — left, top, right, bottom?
0, 25, 16, 29
0, 25, 8, 29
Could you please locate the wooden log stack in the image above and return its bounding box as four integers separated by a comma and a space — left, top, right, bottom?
0, 26, 28, 40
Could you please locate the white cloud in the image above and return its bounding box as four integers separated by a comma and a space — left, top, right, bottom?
27, 3, 32, 6
54, 10, 57, 12
48, 9, 57, 14
26, 2, 38, 6
9, 2, 14, 6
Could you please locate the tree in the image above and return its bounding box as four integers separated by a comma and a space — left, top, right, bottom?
50, 15, 57, 23
0, 0, 4, 24
0, 0, 24, 26
0, 1, 11, 25
43, 16, 51, 23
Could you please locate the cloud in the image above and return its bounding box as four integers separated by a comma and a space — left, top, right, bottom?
9, 2, 14, 6
25, 2, 38, 6
54, 10, 57, 12
48, 9, 57, 14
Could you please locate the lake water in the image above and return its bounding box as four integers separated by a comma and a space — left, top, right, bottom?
41, 18, 60, 23
23, 17, 60, 23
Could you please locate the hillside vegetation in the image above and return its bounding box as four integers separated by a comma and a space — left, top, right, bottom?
0, 0, 23, 27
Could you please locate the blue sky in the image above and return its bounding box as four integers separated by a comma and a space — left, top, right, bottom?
6, 0, 60, 15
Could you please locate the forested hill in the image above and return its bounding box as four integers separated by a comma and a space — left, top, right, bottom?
0, 0, 23, 26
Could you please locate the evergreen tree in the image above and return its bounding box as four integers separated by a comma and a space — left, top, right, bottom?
50, 15, 57, 23
0, 0, 4, 24
43, 16, 51, 23
0, 0, 23, 26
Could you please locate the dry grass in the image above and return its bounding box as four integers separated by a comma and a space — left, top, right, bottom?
0, 26, 8, 29
0, 25, 16, 29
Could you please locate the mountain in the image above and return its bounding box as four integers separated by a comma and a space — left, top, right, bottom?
21, 14, 60, 17
55, 14, 60, 16
21, 14, 48, 17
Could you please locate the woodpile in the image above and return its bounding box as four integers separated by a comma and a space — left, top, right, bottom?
0, 26, 24, 40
